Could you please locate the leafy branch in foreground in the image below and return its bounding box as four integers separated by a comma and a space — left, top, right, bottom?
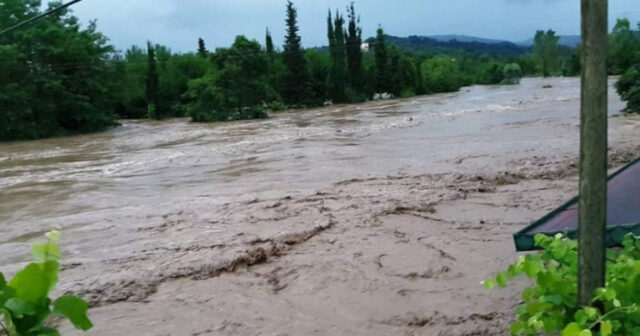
486, 233, 640, 336
0, 231, 92, 336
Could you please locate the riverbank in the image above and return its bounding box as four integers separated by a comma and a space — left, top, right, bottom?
1, 77, 639, 335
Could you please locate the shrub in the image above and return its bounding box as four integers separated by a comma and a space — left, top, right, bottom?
0, 231, 92, 335
502, 63, 523, 85
616, 64, 640, 113
485, 233, 640, 336
266, 100, 287, 112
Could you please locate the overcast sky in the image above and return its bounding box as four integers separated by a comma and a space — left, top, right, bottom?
68, 0, 640, 53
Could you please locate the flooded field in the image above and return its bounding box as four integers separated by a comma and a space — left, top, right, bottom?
1, 77, 639, 335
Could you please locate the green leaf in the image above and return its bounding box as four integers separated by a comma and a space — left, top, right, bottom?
53, 296, 93, 331
584, 307, 598, 319
575, 310, 589, 324
37, 327, 61, 336
562, 323, 582, 336
1, 308, 17, 335
8, 261, 59, 305
0, 272, 6, 289
45, 230, 61, 241
4, 297, 37, 318
578, 330, 592, 336
523, 259, 542, 277
484, 278, 496, 290
32, 241, 61, 263
496, 272, 508, 287
601, 320, 613, 336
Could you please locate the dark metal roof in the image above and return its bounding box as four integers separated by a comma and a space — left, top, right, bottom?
514, 157, 640, 251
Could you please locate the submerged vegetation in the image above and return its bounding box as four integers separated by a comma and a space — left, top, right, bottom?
1, 1, 639, 141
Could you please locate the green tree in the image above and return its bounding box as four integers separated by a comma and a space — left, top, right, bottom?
532, 29, 560, 77
197, 38, 208, 58
306, 49, 331, 101
346, 2, 364, 93
0, 0, 117, 141
422, 56, 464, 93
265, 27, 275, 62
281, 1, 315, 106
185, 36, 275, 122
415, 56, 428, 95
328, 10, 347, 103
146, 41, 161, 119
616, 64, 640, 113
374, 26, 392, 93
563, 45, 581, 77
501, 63, 522, 84
609, 19, 640, 75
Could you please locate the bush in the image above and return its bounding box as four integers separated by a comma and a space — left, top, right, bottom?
0, 231, 92, 335
616, 65, 640, 113
485, 233, 640, 336
422, 56, 464, 93
501, 63, 522, 85
266, 100, 287, 112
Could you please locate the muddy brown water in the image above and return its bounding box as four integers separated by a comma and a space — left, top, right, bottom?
1, 77, 639, 336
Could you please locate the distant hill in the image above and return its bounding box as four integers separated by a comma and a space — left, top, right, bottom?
364, 35, 529, 56
427, 34, 512, 45
517, 35, 581, 47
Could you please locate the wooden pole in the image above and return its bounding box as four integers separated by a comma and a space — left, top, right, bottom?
578, 0, 608, 306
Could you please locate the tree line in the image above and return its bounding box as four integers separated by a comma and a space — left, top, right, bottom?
1, 0, 639, 141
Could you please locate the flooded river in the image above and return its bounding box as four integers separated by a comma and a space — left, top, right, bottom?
1, 77, 638, 336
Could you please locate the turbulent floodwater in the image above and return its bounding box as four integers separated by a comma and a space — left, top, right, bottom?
0, 77, 624, 232
1, 77, 639, 336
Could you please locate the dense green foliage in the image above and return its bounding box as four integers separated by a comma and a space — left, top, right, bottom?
3, 0, 640, 141
184, 36, 273, 122
486, 234, 640, 336
0, 231, 92, 335
616, 65, 640, 113
0, 0, 118, 141
610, 19, 640, 113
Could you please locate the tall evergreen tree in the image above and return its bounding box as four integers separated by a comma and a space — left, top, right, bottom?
197, 38, 208, 58
265, 28, 275, 61
415, 57, 428, 95
282, 1, 315, 105
346, 2, 363, 93
328, 10, 347, 102
374, 26, 391, 93
327, 10, 335, 55
146, 41, 161, 119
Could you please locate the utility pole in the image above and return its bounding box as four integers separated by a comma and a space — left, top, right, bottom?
578, 0, 608, 306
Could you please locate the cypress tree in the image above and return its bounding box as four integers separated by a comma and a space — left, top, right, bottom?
146, 41, 160, 119
327, 11, 335, 56
197, 38, 208, 58
346, 2, 363, 93
415, 57, 428, 95
265, 28, 275, 62
282, 1, 314, 105
329, 10, 347, 103
374, 26, 391, 93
